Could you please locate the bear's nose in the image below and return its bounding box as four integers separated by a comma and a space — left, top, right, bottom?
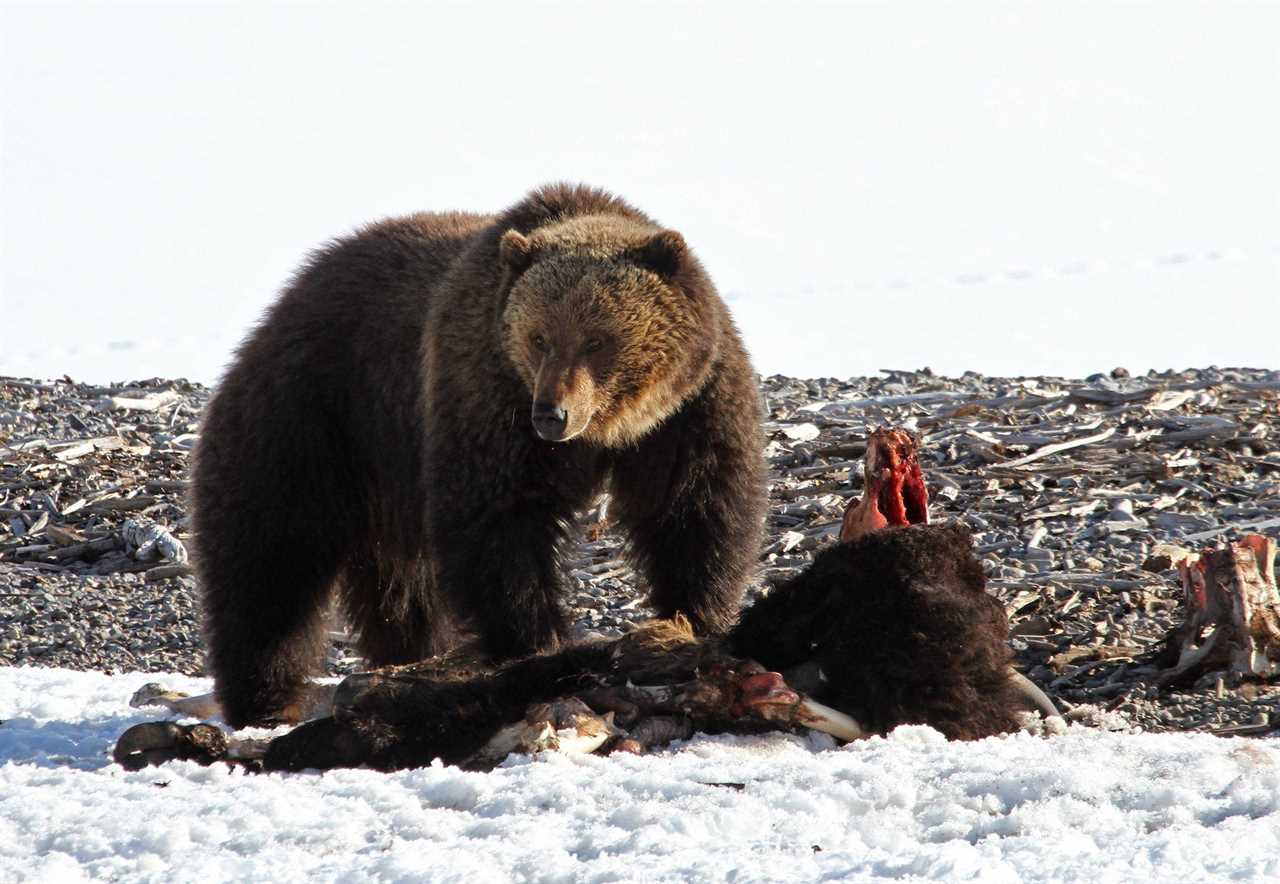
531, 400, 568, 441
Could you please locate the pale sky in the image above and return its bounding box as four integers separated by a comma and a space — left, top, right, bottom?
3, 2, 1278, 382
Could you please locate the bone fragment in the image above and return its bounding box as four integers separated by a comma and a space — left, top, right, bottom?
121, 517, 188, 563
129, 685, 223, 720
464, 698, 623, 768
129, 682, 338, 723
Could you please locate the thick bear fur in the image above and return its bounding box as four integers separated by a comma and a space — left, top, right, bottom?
193, 184, 767, 728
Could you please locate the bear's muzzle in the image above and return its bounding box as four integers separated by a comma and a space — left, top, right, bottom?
532, 400, 569, 441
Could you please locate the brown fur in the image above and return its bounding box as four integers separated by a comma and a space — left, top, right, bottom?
731, 523, 1024, 741
193, 184, 767, 728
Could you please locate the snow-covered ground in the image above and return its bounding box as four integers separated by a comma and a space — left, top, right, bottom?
2, 666, 1279, 883
3, 3, 1278, 383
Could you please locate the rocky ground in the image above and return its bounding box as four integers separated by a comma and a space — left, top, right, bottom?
2, 369, 1279, 737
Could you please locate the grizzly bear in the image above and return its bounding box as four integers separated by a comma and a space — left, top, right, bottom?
193, 183, 768, 728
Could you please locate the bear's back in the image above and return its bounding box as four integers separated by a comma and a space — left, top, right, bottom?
195, 211, 495, 545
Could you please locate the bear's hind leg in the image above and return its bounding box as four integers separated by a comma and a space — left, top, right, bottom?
202, 553, 337, 729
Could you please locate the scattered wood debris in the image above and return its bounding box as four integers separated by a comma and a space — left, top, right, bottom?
758, 367, 1280, 735
4, 366, 1280, 734
0, 378, 198, 581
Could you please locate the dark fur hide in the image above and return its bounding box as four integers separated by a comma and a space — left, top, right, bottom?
731, 523, 1022, 741
262, 524, 1023, 772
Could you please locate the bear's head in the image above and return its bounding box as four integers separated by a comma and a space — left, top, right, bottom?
499, 215, 722, 448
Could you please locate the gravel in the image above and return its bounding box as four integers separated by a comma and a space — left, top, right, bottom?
2, 368, 1279, 736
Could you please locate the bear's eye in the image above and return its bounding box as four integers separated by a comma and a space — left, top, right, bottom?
583, 337, 604, 354
532, 334, 548, 352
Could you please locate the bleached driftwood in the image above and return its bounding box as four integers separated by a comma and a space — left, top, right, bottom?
997, 427, 1118, 470
121, 517, 188, 563
95, 390, 181, 413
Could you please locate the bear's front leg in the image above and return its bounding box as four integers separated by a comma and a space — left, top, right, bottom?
609, 382, 768, 635
429, 500, 573, 662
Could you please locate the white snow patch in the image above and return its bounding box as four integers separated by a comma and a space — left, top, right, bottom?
3, 667, 1279, 882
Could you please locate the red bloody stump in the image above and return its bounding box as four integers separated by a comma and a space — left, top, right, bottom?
840, 428, 930, 541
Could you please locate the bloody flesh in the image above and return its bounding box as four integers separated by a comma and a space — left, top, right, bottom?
840, 428, 930, 542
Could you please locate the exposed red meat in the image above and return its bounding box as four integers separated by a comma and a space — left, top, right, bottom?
840, 428, 930, 542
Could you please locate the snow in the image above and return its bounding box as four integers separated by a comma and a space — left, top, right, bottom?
2, 666, 1279, 882
3, 3, 1278, 383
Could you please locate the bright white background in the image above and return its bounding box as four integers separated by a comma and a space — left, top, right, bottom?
3, 2, 1278, 384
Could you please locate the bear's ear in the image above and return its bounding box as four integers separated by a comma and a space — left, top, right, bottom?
629, 229, 687, 278
499, 229, 537, 274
